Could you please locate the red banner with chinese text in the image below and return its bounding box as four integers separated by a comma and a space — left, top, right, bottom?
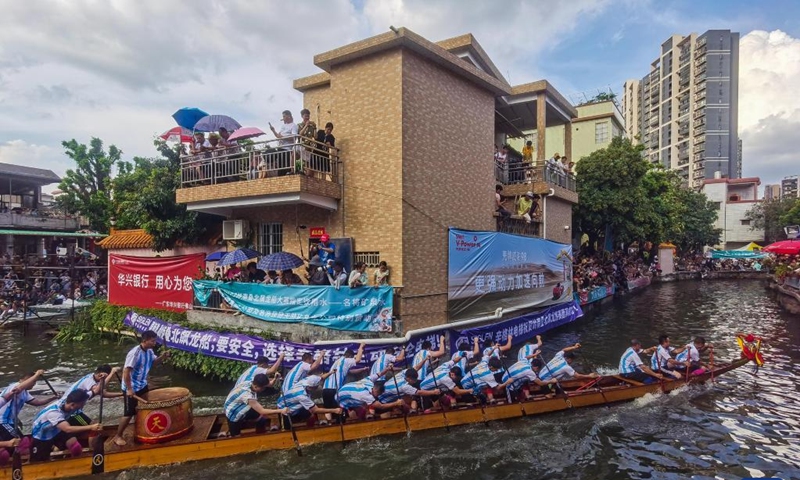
109, 253, 205, 311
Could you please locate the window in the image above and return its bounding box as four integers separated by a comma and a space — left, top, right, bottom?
256, 223, 283, 256
595, 122, 609, 144
741, 219, 751, 226
354, 251, 381, 268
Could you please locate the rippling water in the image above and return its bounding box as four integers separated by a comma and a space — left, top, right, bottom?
1, 280, 798, 479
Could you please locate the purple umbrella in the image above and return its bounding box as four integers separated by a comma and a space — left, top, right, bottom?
193, 115, 242, 133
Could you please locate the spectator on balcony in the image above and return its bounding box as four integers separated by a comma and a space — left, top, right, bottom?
348, 262, 368, 288
316, 235, 335, 265
327, 261, 348, 290
190, 132, 209, 156
246, 263, 266, 283
280, 269, 303, 286
517, 192, 539, 224
495, 145, 509, 184
522, 141, 534, 165
315, 123, 335, 149
495, 185, 511, 220
298, 109, 317, 175
306, 258, 330, 286
314, 123, 335, 177
218, 127, 236, 148
269, 110, 298, 175
546, 153, 561, 184
374, 261, 390, 286
264, 270, 279, 285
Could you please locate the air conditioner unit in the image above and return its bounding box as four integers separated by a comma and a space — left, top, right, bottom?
222, 220, 248, 240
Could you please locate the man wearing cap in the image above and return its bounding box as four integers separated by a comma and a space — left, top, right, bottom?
316, 234, 335, 265
619, 339, 663, 383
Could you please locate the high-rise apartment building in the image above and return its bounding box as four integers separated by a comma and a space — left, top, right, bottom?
763, 184, 781, 201
623, 30, 740, 189
783, 175, 799, 199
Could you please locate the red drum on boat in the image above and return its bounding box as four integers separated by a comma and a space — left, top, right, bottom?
135, 387, 194, 444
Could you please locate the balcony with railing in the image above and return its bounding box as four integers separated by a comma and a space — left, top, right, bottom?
694, 99, 706, 109
176, 137, 341, 214
693, 161, 706, 172
694, 90, 706, 102
695, 65, 707, 77
695, 45, 707, 57
695, 54, 707, 67
495, 162, 578, 204
693, 108, 706, 119
0, 210, 81, 231
693, 153, 705, 162
694, 124, 707, 136
694, 141, 706, 153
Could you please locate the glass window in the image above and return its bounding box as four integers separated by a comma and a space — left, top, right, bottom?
256, 223, 283, 256
595, 122, 610, 144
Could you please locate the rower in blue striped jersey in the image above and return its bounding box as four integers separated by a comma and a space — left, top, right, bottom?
235, 353, 284, 386
517, 335, 543, 363
30, 390, 101, 462
378, 368, 440, 413
322, 344, 369, 421
369, 346, 405, 382
0, 370, 59, 452
281, 350, 326, 394
412, 335, 447, 380
58, 365, 123, 427
224, 374, 288, 437
498, 360, 556, 400
277, 375, 341, 426
451, 337, 480, 375
653, 335, 688, 379
675, 337, 712, 372
538, 343, 598, 382
419, 361, 471, 410
336, 379, 404, 420
619, 339, 663, 384
461, 357, 504, 403
0, 369, 46, 413
481, 335, 513, 364
112, 330, 171, 447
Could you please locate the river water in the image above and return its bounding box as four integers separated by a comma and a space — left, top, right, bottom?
1, 280, 798, 480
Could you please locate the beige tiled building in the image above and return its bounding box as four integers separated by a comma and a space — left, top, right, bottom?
176, 28, 578, 333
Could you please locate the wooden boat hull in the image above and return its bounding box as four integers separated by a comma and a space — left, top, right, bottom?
0, 358, 750, 480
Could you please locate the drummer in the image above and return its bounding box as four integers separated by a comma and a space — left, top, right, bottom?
224, 374, 288, 437
112, 330, 171, 447
59, 365, 123, 427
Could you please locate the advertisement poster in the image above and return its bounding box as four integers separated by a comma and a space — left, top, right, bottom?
109, 253, 205, 311
448, 229, 573, 320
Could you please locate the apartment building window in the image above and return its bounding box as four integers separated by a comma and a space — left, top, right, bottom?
741, 219, 751, 226
354, 251, 381, 268
595, 122, 609, 144
256, 223, 283, 256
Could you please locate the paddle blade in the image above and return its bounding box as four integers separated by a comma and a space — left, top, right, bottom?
12, 449, 22, 479
91, 435, 106, 475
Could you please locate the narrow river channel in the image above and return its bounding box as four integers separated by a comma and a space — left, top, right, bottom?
1, 280, 798, 479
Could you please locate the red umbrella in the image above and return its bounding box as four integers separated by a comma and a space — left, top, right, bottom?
228, 127, 266, 142
160, 126, 193, 143
763, 240, 800, 255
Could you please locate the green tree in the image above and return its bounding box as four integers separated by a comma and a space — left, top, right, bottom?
57, 138, 120, 231
744, 197, 800, 243
114, 140, 211, 252
670, 188, 722, 250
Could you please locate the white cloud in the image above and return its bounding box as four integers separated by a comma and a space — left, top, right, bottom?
738, 30, 800, 184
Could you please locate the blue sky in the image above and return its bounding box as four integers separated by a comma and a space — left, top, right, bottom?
0, 0, 798, 187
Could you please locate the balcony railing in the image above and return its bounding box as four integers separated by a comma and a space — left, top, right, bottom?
695, 54, 707, 66
495, 213, 541, 238
694, 142, 705, 153
693, 153, 705, 162
495, 162, 577, 192
694, 108, 706, 119
0, 212, 80, 230
694, 125, 707, 136
179, 137, 340, 188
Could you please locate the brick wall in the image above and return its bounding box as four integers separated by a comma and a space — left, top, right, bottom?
400, 51, 496, 328
544, 197, 573, 245
176, 176, 340, 204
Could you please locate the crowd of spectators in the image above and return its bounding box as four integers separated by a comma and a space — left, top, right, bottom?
572, 250, 654, 295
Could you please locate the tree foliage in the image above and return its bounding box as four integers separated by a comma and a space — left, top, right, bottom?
573, 136, 720, 251
745, 197, 800, 243
57, 138, 121, 231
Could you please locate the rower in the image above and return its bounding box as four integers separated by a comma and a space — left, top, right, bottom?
652, 335, 688, 379
517, 335, 543, 363
498, 359, 557, 401
112, 330, 171, 447
378, 368, 440, 414
236, 353, 284, 387
224, 374, 288, 437
282, 351, 326, 393
370, 346, 405, 382
337, 379, 404, 420
412, 336, 447, 380
0, 369, 46, 411
419, 359, 472, 410
277, 375, 342, 427
0, 371, 59, 445
538, 343, 599, 382
322, 344, 368, 418
30, 390, 102, 462
460, 357, 503, 403
451, 337, 480, 375
481, 334, 513, 363
59, 365, 124, 428
675, 337, 712, 372
619, 340, 664, 383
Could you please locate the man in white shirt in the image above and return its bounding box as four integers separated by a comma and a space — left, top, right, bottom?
269, 110, 299, 174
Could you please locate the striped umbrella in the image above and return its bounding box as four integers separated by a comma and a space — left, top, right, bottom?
217, 248, 261, 267
257, 252, 305, 271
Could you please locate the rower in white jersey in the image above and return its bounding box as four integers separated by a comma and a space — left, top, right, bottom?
497, 359, 557, 401
0, 369, 46, 412
451, 337, 480, 375
30, 390, 101, 462
235, 353, 284, 387
412, 335, 447, 380
419, 357, 472, 410
369, 346, 405, 382
378, 368, 440, 414
481, 335, 513, 363
281, 351, 326, 393
322, 344, 368, 420
538, 343, 598, 383
0, 370, 54, 456
224, 374, 288, 437
652, 335, 688, 379
59, 365, 123, 427
336, 379, 405, 420
460, 357, 503, 403
675, 337, 712, 372
278, 374, 341, 427
517, 335, 543, 362
619, 339, 663, 384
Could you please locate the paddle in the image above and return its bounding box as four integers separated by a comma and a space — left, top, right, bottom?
499, 356, 526, 417
466, 367, 489, 426
42, 376, 59, 398
577, 351, 608, 404
331, 367, 346, 446
91, 374, 107, 475
389, 366, 410, 435
426, 358, 450, 430
277, 391, 302, 457
540, 356, 573, 409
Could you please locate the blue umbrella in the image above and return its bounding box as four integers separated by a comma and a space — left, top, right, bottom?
217, 248, 261, 267
172, 107, 209, 130
193, 115, 242, 133
257, 252, 305, 271
205, 251, 226, 262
